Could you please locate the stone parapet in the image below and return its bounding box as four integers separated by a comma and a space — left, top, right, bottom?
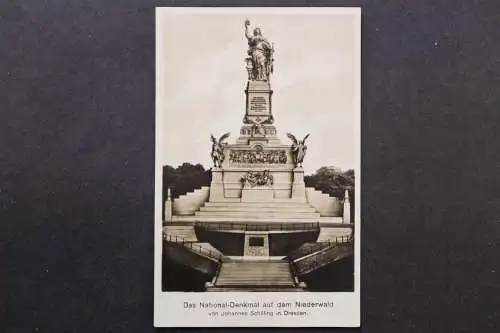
316, 227, 352, 242
172, 186, 210, 216
305, 187, 342, 217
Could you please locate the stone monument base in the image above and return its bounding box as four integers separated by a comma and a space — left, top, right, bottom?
241, 185, 274, 202
243, 232, 270, 256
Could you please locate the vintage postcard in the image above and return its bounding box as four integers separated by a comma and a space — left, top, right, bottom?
155, 7, 361, 327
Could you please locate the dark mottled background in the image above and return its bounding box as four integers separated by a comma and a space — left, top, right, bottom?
1, 1, 500, 332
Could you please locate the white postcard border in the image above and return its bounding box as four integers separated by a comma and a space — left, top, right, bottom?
154, 7, 361, 327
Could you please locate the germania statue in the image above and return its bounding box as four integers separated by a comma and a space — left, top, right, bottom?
245, 19, 274, 81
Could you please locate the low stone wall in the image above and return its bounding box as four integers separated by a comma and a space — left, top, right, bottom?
164, 242, 218, 276
195, 228, 245, 256
306, 187, 342, 217
269, 230, 320, 256
317, 227, 352, 241
294, 245, 352, 276
173, 186, 210, 216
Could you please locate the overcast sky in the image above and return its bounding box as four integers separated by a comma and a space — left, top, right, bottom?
157, 8, 360, 175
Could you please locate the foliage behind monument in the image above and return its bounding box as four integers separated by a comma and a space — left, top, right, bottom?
305, 166, 355, 216
162, 163, 353, 202
162, 163, 211, 200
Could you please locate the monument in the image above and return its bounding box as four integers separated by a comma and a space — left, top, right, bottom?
209, 20, 311, 204
162, 19, 354, 293
156, 10, 361, 328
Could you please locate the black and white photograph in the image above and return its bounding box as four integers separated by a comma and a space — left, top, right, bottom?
5, 1, 500, 332
155, 7, 360, 327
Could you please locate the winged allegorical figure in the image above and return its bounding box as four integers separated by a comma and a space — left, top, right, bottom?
210, 133, 230, 168
286, 132, 310, 167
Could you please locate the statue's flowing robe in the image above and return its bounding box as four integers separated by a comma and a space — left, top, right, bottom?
292, 144, 306, 165
248, 36, 271, 80
296, 147, 306, 164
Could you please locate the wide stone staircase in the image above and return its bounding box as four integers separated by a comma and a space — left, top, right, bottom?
163, 228, 224, 276
286, 242, 332, 261
172, 200, 343, 224
206, 260, 303, 292
171, 186, 210, 216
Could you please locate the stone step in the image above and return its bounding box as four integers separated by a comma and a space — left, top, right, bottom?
215, 261, 295, 287
216, 274, 291, 279
214, 281, 294, 286
220, 266, 291, 272
204, 202, 312, 208
217, 269, 292, 276
199, 206, 317, 213
217, 272, 292, 276
173, 216, 323, 223
237, 198, 307, 203
217, 268, 292, 273
214, 280, 294, 286
171, 216, 344, 225
196, 223, 319, 233
207, 287, 303, 292
221, 262, 291, 267
195, 211, 321, 218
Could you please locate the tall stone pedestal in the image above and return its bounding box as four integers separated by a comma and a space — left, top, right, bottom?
245, 80, 272, 123
292, 167, 306, 202
209, 168, 225, 202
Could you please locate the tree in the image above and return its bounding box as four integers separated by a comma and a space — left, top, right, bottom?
162, 163, 211, 220
174, 163, 211, 198
162, 163, 211, 200
162, 165, 176, 197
